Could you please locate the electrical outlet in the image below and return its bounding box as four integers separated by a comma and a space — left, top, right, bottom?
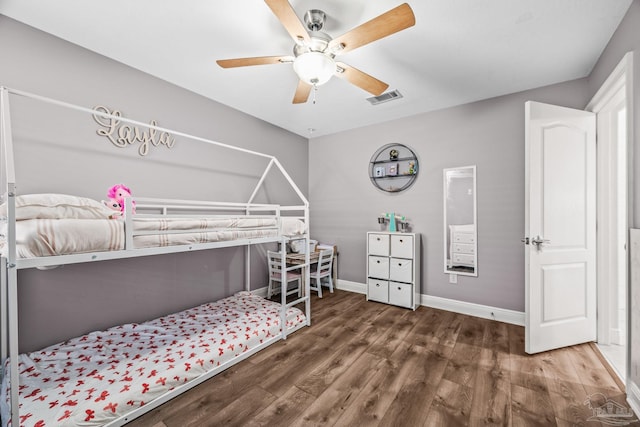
449, 273, 457, 284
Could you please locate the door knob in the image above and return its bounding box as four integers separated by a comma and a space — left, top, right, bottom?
531, 235, 550, 249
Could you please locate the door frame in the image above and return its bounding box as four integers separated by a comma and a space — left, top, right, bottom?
586, 52, 634, 381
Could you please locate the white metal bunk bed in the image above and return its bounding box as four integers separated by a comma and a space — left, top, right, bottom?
0, 87, 311, 427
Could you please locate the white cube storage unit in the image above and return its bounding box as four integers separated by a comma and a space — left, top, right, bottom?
366, 232, 421, 310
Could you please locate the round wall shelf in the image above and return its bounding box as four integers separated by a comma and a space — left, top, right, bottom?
369, 143, 419, 193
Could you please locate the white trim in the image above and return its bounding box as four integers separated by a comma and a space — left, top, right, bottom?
421, 294, 524, 326
336, 279, 366, 294
628, 381, 640, 418
336, 283, 524, 326
587, 52, 633, 111
586, 52, 635, 396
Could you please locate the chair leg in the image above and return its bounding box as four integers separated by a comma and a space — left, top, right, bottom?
267, 280, 273, 298
328, 275, 334, 293
297, 278, 302, 297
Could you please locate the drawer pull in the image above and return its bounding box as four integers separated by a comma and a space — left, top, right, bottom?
377, 260, 380, 264
376, 284, 380, 287
377, 237, 380, 241
397, 287, 401, 290
399, 239, 403, 243
398, 263, 402, 266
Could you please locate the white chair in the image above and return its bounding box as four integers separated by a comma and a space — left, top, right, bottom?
310, 247, 334, 298
267, 250, 302, 298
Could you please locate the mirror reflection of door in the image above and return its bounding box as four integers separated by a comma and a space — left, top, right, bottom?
443, 166, 477, 276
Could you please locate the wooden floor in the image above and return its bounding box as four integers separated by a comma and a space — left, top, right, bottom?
127, 290, 638, 427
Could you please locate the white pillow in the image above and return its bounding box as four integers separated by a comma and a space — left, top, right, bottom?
0, 193, 115, 220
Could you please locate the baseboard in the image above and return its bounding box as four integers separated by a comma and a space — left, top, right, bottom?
333, 281, 524, 326
628, 381, 640, 418
421, 294, 525, 326
336, 279, 367, 294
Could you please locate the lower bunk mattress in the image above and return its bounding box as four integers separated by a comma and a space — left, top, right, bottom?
1, 291, 306, 427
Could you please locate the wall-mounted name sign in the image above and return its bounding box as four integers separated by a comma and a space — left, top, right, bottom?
92, 106, 176, 156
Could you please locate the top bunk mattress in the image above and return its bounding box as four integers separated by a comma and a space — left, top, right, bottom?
0, 194, 307, 259
0, 291, 306, 427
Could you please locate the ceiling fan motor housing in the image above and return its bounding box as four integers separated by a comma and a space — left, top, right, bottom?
293, 30, 332, 57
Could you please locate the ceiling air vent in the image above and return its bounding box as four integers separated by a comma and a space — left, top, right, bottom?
367, 90, 403, 105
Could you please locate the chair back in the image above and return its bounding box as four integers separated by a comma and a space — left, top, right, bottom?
313, 248, 334, 278
267, 250, 285, 278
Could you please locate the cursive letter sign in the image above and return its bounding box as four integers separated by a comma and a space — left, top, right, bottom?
92, 106, 176, 156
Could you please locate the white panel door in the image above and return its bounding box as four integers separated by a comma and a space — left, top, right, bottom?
525, 101, 596, 354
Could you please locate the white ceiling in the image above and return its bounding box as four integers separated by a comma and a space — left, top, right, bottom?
0, 0, 632, 138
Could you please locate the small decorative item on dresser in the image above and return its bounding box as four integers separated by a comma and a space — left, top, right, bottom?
389, 148, 399, 160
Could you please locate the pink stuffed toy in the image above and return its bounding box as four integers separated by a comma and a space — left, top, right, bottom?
104, 184, 136, 216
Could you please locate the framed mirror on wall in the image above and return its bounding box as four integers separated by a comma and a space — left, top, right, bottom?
443, 165, 477, 276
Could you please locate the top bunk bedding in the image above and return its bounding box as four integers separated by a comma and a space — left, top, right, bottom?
0, 194, 307, 259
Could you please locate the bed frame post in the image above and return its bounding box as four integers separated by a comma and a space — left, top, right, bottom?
7, 265, 19, 427
245, 245, 251, 292
1, 257, 6, 370
1, 86, 20, 427
280, 237, 287, 339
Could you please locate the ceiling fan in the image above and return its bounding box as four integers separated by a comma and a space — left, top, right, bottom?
216, 0, 415, 104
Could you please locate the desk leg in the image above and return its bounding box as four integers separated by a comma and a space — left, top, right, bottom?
332, 254, 338, 287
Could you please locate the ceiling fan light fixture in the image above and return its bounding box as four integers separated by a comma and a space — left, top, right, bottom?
293, 52, 336, 86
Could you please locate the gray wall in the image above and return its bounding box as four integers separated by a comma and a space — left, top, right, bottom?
309, 78, 589, 312
0, 16, 308, 352
586, 0, 640, 404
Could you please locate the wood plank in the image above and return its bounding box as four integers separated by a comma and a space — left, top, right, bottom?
510, 383, 556, 426
482, 319, 510, 353
367, 308, 421, 359
179, 386, 276, 427
566, 343, 620, 392
295, 323, 383, 397
334, 341, 432, 426
442, 342, 482, 387
431, 310, 464, 348
423, 378, 473, 427
545, 377, 592, 425
290, 351, 384, 426
244, 386, 316, 427
540, 347, 584, 394
469, 361, 511, 425
376, 342, 451, 426
456, 316, 489, 348
403, 306, 448, 348
258, 323, 363, 397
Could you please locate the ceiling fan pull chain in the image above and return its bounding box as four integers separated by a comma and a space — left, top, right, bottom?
312, 84, 318, 104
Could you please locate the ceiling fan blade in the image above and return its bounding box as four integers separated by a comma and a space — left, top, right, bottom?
216, 56, 293, 68
328, 3, 415, 55
292, 80, 313, 104
335, 62, 389, 96
264, 0, 311, 44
